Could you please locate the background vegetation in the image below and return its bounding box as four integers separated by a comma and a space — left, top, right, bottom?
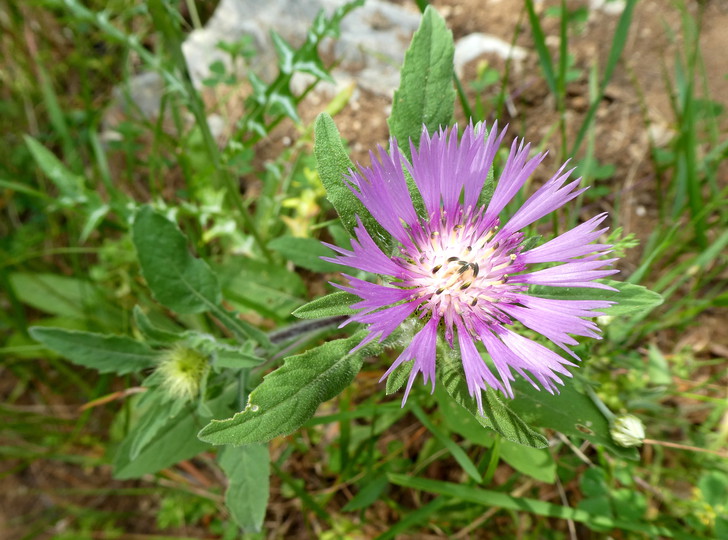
1, 0, 726, 538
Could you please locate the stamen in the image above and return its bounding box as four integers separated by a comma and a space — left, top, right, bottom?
471, 262, 480, 277
431, 264, 442, 274
470, 297, 478, 306
460, 281, 472, 290
447, 256, 459, 262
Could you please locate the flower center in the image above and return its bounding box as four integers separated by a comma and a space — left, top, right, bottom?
400, 211, 525, 331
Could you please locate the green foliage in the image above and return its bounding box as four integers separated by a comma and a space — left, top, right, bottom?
132, 205, 222, 315
388, 6, 455, 157
198, 332, 375, 446
218, 444, 270, 532
28, 327, 158, 375
438, 351, 548, 449
292, 291, 358, 320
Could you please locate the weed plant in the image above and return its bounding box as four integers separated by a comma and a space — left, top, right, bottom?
1, 0, 726, 538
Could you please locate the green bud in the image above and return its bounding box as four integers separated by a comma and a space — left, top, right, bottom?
610, 414, 645, 448
157, 345, 209, 402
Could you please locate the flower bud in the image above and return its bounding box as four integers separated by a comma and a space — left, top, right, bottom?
610, 414, 645, 447
157, 345, 209, 401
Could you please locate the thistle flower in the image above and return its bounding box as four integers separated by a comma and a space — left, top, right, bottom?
324, 123, 617, 412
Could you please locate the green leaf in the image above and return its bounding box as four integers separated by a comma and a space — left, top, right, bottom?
411, 403, 482, 483
387, 474, 681, 538
132, 205, 221, 314
133, 305, 183, 344
499, 439, 556, 483
218, 444, 270, 532
508, 380, 638, 460
438, 353, 548, 448
113, 386, 236, 479
292, 291, 358, 319
10, 272, 119, 325
29, 327, 158, 375
198, 332, 374, 445
342, 474, 389, 512
268, 236, 340, 273
385, 360, 414, 396
220, 257, 305, 322
388, 5, 455, 158
530, 280, 663, 317
128, 389, 185, 460
24, 135, 86, 202
314, 113, 388, 244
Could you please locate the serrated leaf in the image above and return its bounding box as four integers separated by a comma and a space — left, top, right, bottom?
218, 444, 270, 532
132, 206, 221, 314
268, 236, 340, 272
314, 113, 388, 245
438, 353, 548, 448
530, 280, 663, 317
292, 291, 358, 319
508, 379, 638, 460
198, 332, 374, 445
29, 327, 158, 375
388, 5, 455, 159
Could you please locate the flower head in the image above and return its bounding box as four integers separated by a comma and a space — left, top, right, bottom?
324, 123, 617, 411
157, 345, 209, 402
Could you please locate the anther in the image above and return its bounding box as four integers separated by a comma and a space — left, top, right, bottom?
431, 265, 442, 274
435, 288, 445, 295
510, 253, 517, 261
457, 265, 469, 275
460, 282, 472, 290
502, 274, 509, 283
471, 262, 479, 277
447, 256, 459, 262
466, 246, 472, 252
471, 297, 478, 306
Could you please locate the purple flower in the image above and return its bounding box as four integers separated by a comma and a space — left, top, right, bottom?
324, 123, 617, 412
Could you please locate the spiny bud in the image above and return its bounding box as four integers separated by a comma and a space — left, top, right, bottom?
610, 414, 645, 448
157, 345, 209, 402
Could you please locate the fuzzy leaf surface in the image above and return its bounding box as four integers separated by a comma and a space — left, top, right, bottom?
292, 291, 358, 319
132, 205, 221, 314
438, 354, 548, 448
388, 5, 455, 158
198, 332, 373, 445
218, 444, 270, 532
29, 327, 157, 375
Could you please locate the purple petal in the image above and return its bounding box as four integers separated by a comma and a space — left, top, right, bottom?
322, 217, 405, 278
520, 213, 611, 264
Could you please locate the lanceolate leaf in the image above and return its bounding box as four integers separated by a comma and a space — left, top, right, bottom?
218, 444, 270, 532
438, 353, 548, 449
29, 327, 157, 375
292, 291, 358, 319
314, 113, 389, 245
388, 5, 455, 159
198, 331, 376, 445
530, 280, 663, 317
132, 205, 221, 314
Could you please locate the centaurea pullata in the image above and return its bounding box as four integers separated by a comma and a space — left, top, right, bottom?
324, 123, 617, 412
